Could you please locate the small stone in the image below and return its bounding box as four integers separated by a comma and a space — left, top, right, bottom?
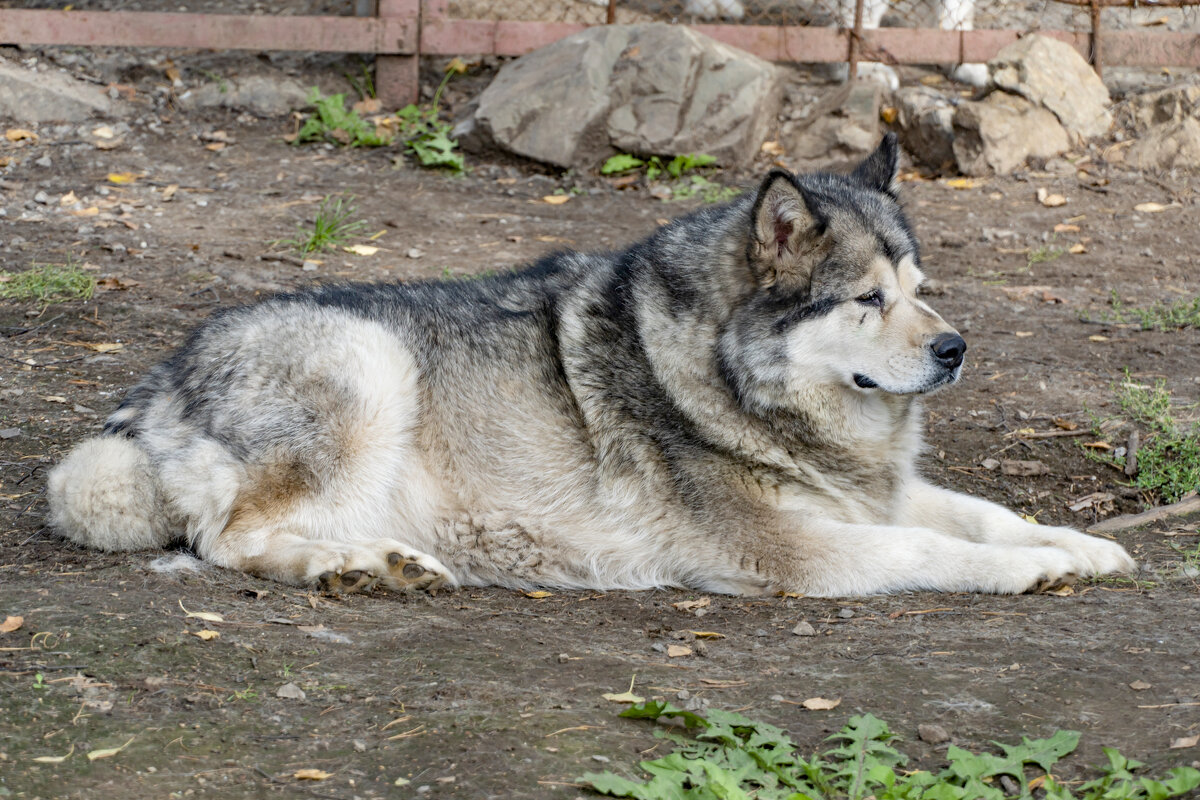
34, 155, 52, 168
0, 428, 20, 440
792, 620, 816, 636
353, 739, 367, 752
33, 190, 50, 204
837, 608, 855, 619
406, 247, 424, 259
557, 653, 570, 663
676, 689, 691, 700
275, 682, 306, 700
302, 261, 319, 272
981, 458, 1000, 471
591, 755, 610, 763
918, 723, 950, 744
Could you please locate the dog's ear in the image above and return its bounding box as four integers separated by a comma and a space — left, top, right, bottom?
749, 170, 827, 289
851, 132, 900, 197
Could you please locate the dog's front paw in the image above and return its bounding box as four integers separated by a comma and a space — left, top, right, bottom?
1039, 526, 1136, 578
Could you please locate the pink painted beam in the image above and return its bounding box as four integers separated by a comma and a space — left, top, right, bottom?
0, 9, 416, 53
1102, 30, 1200, 66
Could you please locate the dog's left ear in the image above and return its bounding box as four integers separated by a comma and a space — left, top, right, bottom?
851, 132, 900, 198
749, 170, 827, 289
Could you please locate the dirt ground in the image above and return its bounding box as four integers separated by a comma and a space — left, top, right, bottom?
2, 48, 1200, 800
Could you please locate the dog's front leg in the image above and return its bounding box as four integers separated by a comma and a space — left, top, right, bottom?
894, 480, 1135, 577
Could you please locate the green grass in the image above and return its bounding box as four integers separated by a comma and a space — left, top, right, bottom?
0, 262, 95, 307
581, 703, 1200, 800
1027, 243, 1065, 270
1087, 371, 1200, 505
600, 152, 738, 204
293, 87, 392, 148
1094, 291, 1200, 332
280, 195, 368, 256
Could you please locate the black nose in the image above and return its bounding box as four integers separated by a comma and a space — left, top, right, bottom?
930, 333, 966, 370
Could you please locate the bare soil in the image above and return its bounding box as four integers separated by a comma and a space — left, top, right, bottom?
2, 54, 1199, 800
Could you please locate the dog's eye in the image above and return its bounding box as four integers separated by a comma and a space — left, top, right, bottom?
856, 289, 884, 308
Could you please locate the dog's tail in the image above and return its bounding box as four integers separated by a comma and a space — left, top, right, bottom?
47, 434, 173, 551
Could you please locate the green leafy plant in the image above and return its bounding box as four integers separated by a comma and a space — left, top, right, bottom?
1085, 370, 1200, 505
670, 175, 742, 204
394, 71, 464, 172
345, 63, 376, 100
0, 262, 95, 307
1093, 290, 1200, 332
580, 703, 1200, 800
600, 153, 736, 203
292, 88, 392, 148
280, 194, 368, 256
31, 672, 46, 691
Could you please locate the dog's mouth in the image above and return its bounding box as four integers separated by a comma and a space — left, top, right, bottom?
852, 374, 878, 389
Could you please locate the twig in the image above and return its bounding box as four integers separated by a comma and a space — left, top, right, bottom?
2, 314, 65, 339
1087, 494, 1200, 534
1005, 428, 1093, 440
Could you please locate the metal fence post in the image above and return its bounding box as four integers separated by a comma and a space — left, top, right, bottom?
375, 0, 420, 107
848, 0, 864, 81
1089, 0, 1103, 78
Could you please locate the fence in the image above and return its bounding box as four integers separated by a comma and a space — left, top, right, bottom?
2, 0, 1200, 106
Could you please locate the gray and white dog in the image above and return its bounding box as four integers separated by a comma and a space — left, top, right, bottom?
48, 135, 1134, 596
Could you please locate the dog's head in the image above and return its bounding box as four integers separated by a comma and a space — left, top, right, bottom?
735, 134, 964, 400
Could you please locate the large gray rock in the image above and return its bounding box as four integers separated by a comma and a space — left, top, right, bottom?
0, 59, 115, 122
952, 91, 1071, 175
1118, 84, 1200, 169
470, 24, 780, 169
893, 86, 957, 171
781, 82, 881, 170
989, 35, 1112, 140
178, 75, 310, 116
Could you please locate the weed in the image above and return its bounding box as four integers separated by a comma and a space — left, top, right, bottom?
0, 262, 94, 307
670, 175, 742, 204
293, 88, 391, 148
581, 703, 1200, 800
31, 673, 46, 691
280, 195, 368, 255
227, 688, 258, 702
1093, 290, 1200, 331
1026, 242, 1064, 270
1086, 370, 1200, 505
601, 152, 736, 203
198, 69, 229, 94
345, 63, 376, 100
394, 71, 464, 172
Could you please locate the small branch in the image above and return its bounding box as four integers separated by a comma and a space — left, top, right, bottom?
1087, 494, 1200, 534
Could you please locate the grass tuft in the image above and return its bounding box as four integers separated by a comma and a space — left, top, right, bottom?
0, 262, 94, 307
281, 195, 368, 256
1098, 290, 1200, 331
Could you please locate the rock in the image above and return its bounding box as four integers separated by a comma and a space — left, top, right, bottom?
471, 23, 780, 169
178, 75, 310, 116
893, 87, 957, 171
918, 723, 950, 744
1116, 84, 1200, 170
791, 620, 816, 636
0, 59, 117, 122
1000, 459, 1049, 476
952, 92, 1071, 176
989, 35, 1112, 140
837, 607, 855, 619
782, 82, 881, 169
275, 682, 306, 700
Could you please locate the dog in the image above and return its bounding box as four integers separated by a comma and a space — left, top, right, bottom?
47, 135, 1134, 597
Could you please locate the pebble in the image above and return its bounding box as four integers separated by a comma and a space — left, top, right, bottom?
591, 755, 610, 763
34, 155, 52, 168
33, 190, 50, 204
0, 428, 21, 440
918, 723, 950, 744
792, 620, 816, 636
837, 608, 855, 619
407, 247, 424, 259
302, 261, 319, 271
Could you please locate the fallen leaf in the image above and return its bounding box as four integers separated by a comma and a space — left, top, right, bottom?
1053, 418, 1079, 431
760, 140, 785, 157
1036, 188, 1067, 207
87, 737, 134, 761
107, 172, 140, 184
5, 128, 37, 143
59, 190, 79, 206
32, 744, 74, 763
70, 206, 99, 217
96, 276, 140, 291
1129, 680, 1152, 691
602, 675, 644, 704
0, 615, 23, 633
1140, 14, 1169, 25
1068, 243, 1087, 254
1054, 223, 1080, 233
1046, 585, 1075, 596
666, 645, 693, 658
802, 697, 842, 710
161, 184, 178, 202
1170, 734, 1199, 749
343, 244, 379, 256
541, 195, 570, 205
446, 57, 470, 74
944, 177, 983, 190
92, 125, 115, 139
1014, 331, 1034, 338
205, 142, 226, 152
95, 137, 124, 151
524, 590, 553, 599
42, 395, 67, 404
1134, 201, 1179, 213
192, 629, 220, 641
672, 598, 710, 612
1081, 441, 1113, 450
1088, 335, 1109, 342
880, 106, 898, 124
351, 97, 383, 115
294, 769, 333, 781
688, 631, 726, 639
179, 600, 223, 623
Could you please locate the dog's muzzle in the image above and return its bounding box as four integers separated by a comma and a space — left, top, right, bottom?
930, 333, 966, 371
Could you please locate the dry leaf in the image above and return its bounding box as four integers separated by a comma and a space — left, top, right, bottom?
802, 697, 842, 710
59, 191, 79, 206
1088, 335, 1109, 342
5, 128, 37, 143
1134, 201, 1179, 213
43, 395, 67, 404
1129, 680, 1152, 690
1140, 15, 1169, 25
1054, 418, 1079, 431
107, 172, 139, 185
0, 615, 23, 633
92, 125, 115, 139
71, 206, 100, 217
161, 184, 178, 202
1046, 585, 1075, 596
760, 140, 785, 157
666, 645, 693, 658
541, 195, 571, 205
672, 598, 710, 612
294, 769, 333, 781
87, 737, 134, 761
446, 57, 470, 74
688, 631, 726, 639
179, 600, 223, 623
32, 744, 74, 763
1068, 243, 1087, 254
165, 65, 181, 82
1054, 223, 1080, 233
1081, 441, 1112, 450
602, 675, 644, 704
1169, 734, 1199, 749
192, 629, 220, 641
205, 142, 226, 152
880, 106, 898, 124
343, 244, 379, 256
97, 276, 140, 291
944, 177, 983, 190
524, 590, 553, 599
1036, 188, 1067, 207
1014, 331, 1033, 338
351, 97, 383, 115
95, 137, 125, 151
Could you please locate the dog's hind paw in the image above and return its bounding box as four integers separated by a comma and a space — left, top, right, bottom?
310, 540, 456, 596
380, 550, 453, 595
